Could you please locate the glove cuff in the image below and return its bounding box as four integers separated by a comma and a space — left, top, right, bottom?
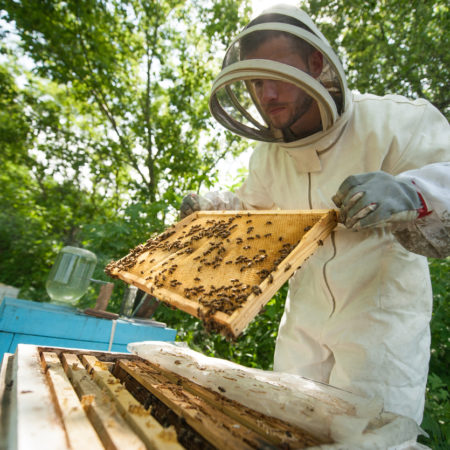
410, 180, 432, 219
416, 191, 432, 219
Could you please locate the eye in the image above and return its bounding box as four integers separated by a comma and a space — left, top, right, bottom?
251, 79, 263, 89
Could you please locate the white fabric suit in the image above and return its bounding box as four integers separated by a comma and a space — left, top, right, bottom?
234, 92, 450, 424
204, 4, 450, 425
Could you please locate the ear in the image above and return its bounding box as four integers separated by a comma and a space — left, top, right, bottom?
308, 50, 323, 78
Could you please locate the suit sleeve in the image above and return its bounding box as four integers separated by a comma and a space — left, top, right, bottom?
394, 163, 450, 258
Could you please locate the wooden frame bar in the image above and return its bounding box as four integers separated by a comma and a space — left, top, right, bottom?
9, 346, 68, 449
41, 352, 103, 450
61, 352, 147, 449
81, 354, 182, 450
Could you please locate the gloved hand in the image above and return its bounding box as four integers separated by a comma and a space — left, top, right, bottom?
180, 193, 200, 219
179, 193, 213, 219
332, 171, 424, 230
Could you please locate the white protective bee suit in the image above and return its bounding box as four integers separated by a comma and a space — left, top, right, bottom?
199, 4, 450, 425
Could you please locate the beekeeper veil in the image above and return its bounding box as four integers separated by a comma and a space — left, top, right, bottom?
209, 4, 349, 142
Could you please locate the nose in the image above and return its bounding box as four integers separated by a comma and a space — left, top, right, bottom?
257, 80, 279, 103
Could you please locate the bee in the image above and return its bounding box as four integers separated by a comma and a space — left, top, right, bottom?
318, 240, 324, 246
284, 264, 291, 272
251, 285, 262, 295
304, 225, 312, 232
264, 233, 272, 238
266, 221, 272, 225
279, 236, 283, 241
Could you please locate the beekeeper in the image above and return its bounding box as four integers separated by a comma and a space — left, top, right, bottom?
180, 4, 450, 424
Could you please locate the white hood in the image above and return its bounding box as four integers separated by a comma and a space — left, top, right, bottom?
209, 4, 352, 143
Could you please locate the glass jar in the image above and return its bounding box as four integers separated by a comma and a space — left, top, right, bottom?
46, 246, 97, 305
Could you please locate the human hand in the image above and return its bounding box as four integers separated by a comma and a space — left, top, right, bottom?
332, 171, 424, 230
180, 193, 202, 219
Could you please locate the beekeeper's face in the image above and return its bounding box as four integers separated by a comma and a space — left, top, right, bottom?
245, 35, 323, 136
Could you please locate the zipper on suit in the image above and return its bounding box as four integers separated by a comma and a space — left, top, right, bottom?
308, 172, 337, 317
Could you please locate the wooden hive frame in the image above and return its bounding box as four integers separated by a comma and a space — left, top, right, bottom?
0, 345, 330, 449
106, 209, 337, 338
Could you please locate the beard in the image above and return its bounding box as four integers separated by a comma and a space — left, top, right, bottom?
263, 92, 315, 142
281, 94, 313, 133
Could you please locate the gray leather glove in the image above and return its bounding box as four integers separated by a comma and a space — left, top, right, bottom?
180, 193, 201, 219
179, 193, 214, 219
332, 171, 423, 230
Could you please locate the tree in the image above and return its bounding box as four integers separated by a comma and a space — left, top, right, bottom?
307, 0, 449, 118
1, 0, 251, 207
0, 0, 251, 298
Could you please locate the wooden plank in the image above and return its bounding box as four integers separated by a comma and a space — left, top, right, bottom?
106, 210, 337, 338
0, 353, 14, 450
81, 354, 183, 450
94, 282, 114, 311
116, 359, 274, 450
37, 346, 136, 362
11, 344, 69, 450
128, 358, 327, 448
61, 352, 146, 450
41, 352, 104, 450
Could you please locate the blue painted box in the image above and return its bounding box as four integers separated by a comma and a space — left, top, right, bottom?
0, 297, 177, 358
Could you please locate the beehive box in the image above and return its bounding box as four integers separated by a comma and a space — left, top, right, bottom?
0, 344, 421, 449
0, 344, 328, 449
105, 210, 337, 338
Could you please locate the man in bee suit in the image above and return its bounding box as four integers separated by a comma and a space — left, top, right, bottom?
180, 4, 450, 425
